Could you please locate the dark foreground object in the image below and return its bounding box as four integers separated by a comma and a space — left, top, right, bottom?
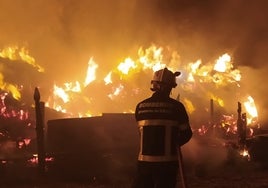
1, 114, 268, 187
248, 134, 268, 164
46, 113, 139, 182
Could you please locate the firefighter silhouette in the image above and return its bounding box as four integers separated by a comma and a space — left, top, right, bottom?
132, 68, 192, 188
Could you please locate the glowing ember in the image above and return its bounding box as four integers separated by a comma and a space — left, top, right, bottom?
239, 148, 251, 161
28, 154, 54, 164
0, 92, 30, 120
24, 138, 31, 146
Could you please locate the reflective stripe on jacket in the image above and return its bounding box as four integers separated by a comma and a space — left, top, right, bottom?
137, 119, 179, 162
135, 92, 191, 162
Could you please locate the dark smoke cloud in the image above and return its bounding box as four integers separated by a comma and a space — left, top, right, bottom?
1, 0, 267, 68
0, 0, 268, 122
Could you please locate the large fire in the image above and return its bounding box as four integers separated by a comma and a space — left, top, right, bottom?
0, 44, 259, 127
0, 44, 262, 166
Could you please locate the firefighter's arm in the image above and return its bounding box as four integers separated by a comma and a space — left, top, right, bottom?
177, 123, 193, 146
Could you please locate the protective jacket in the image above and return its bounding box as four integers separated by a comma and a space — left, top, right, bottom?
135, 91, 192, 162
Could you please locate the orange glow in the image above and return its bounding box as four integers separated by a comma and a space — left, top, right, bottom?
209, 93, 225, 107
108, 84, 124, 100
183, 98, 195, 114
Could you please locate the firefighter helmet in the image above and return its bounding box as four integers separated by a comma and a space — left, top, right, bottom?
151, 68, 181, 91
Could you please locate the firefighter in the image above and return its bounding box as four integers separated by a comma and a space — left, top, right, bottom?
132, 68, 192, 188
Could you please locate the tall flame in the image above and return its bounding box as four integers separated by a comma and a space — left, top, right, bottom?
0, 46, 44, 72
0, 45, 46, 101
0, 73, 21, 100
185, 53, 241, 87
46, 46, 256, 120
138, 45, 166, 71
0, 44, 260, 125
84, 57, 98, 87
104, 71, 112, 85
214, 53, 232, 72
243, 96, 258, 125
117, 58, 137, 75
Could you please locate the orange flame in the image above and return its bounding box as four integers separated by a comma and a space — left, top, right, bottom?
239, 148, 250, 161
214, 53, 232, 72
104, 71, 112, 85
243, 96, 258, 125
138, 45, 166, 71
186, 53, 241, 87
0, 45, 45, 100
108, 84, 124, 100
0, 45, 44, 72
84, 57, 98, 86
0, 73, 21, 100
46, 46, 255, 119
0, 44, 259, 123
117, 57, 137, 75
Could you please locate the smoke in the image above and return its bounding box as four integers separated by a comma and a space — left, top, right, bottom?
0, 0, 268, 122
182, 137, 229, 176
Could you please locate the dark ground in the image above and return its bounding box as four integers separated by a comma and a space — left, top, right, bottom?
1, 117, 268, 188
0, 155, 268, 188
1, 137, 268, 188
